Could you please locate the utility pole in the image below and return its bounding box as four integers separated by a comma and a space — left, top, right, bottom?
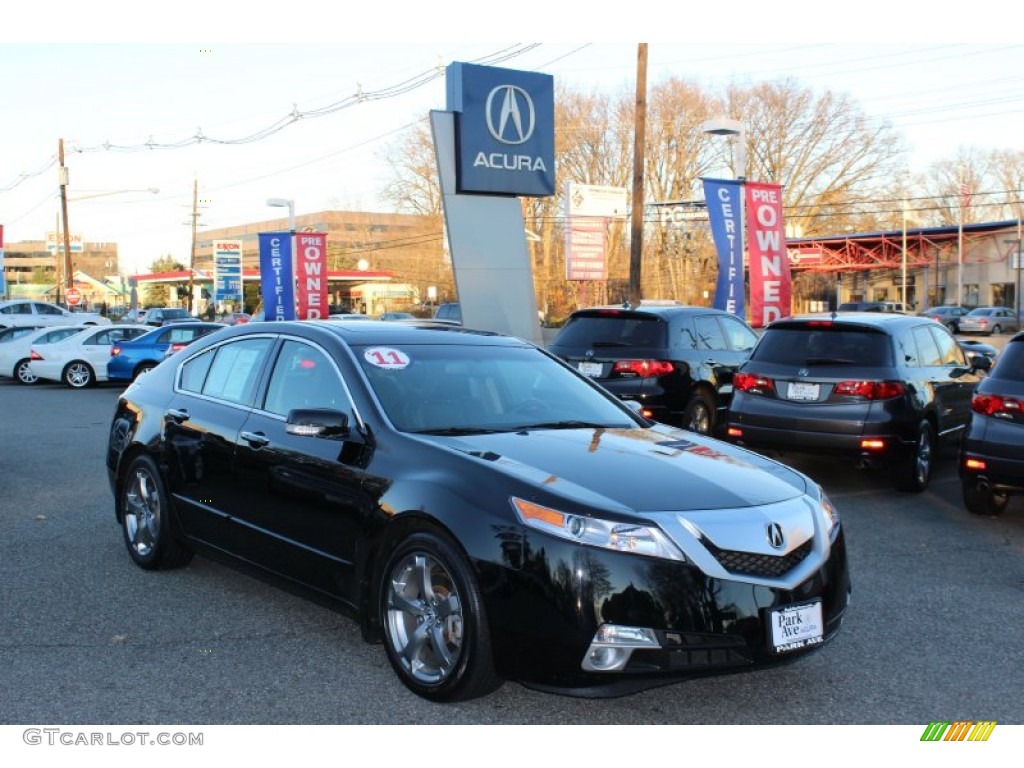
188, 177, 199, 314
58, 138, 73, 302
628, 43, 648, 307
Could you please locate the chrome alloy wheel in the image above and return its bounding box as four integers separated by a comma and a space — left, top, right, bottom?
15, 358, 38, 384
384, 552, 464, 685
64, 361, 93, 388
123, 464, 162, 559
913, 426, 933, 487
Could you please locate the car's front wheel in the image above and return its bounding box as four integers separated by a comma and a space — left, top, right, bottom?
379, 528, 502, 702
14, 358, 38, 385
682, 392, 715, 435
963, 480, 1009, 516
892, 420, 934, 492
63, 361, 95, 388
120, 454, 193, 570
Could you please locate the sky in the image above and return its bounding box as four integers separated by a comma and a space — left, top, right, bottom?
3, 3, 1024, 277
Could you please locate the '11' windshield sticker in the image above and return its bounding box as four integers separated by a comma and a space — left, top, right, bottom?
364, 347, 411, 370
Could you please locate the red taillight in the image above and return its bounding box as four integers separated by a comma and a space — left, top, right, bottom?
111, 345, 122, 357
30, 349, 43, 361
805, 320, 834, 327
734, 372, 774, 393
972, 393, 1023, 417
834, 380, 905, 399
612, 360, 674, 377
168, 342, 188, 353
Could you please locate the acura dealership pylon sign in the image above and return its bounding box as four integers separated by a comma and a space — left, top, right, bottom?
446, 62, 555, 197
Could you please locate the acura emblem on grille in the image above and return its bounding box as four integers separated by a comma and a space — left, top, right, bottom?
766, 522, 786, 549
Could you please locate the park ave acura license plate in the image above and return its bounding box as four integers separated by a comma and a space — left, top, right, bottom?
769, 600, 824, 653
576, 361, 602, 378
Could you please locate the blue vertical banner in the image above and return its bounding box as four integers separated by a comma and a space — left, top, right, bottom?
703, 178, 745, 318
213, 239, 244, 310
258, 232, 295, 321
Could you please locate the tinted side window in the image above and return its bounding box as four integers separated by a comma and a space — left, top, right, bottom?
991, 341, 1024, 381
180, 348, 216, 393
263, 340, 348, 416
896, 329, 920, 367
912, 326, 942, 366
34, 303, 63, 316
693, 316, 727, 350
200, 338, 274, 405
929, 326, 966, 366
721, 316, 759, 351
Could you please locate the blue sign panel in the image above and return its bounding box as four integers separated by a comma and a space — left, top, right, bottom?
258, 232, 295, 321
703, 178, 746, 318
446, 62, 555, 197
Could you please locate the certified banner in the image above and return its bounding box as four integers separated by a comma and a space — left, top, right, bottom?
258, 232, 295, 321
295, 232, 329, 320
213, 239, 243, 310
702, 179, 745, 318
745, 181, 792, 328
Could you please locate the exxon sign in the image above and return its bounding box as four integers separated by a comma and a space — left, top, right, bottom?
446, 62, 555, 197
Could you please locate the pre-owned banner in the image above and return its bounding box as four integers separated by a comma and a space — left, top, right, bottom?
702, 179, 745, 318
258, 232, 295, 321
295, 232, 329, 320
746, 181, 792, 327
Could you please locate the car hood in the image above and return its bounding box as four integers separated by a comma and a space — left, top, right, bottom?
426, 424, 808, 512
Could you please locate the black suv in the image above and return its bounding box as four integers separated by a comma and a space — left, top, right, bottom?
547, 305, 759, 434
959, 331, 1024, 515
724, 312, 991, 491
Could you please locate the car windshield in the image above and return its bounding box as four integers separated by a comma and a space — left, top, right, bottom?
356, 343, 639, 434
164, 309, 191, 319
751, 325, 893, 366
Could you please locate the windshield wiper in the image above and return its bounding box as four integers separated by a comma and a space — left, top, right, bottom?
516, 420, 617, 431
410, 427, 512, 436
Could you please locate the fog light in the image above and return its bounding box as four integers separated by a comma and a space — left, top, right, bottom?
581, 624, 661, 673
965, 457, 986, 471
860, 438, 886, 450
727, 427, 743, 438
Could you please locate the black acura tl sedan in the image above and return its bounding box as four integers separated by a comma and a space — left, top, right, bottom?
106, 320, 850, 702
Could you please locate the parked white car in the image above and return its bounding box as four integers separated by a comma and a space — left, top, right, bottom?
0, 299, 111, 329
27, 324, 148, 388
0, 325, 87, 384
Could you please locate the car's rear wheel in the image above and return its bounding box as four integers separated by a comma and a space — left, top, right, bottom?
120, 454, 193, 570
14, 358, 38, 385
133, 362, 157, 379
991, 324, 1002, 335
63, 361, 95, 388
963, 480, 1010, 516
945, 322, 957, 332
682, 392, 715, 435
892, 420, 934, 492
379, 528, 502, 702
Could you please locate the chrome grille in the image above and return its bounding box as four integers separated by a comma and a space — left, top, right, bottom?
703, 538, 813, 578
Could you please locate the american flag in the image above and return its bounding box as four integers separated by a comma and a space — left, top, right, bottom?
961, 182, 972, 209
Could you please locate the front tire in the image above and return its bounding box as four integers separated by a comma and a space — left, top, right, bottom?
963, 481, 1009, 516
63, 361, 95, 388
892, 420, 934, 492
120, 454, 193, 570
15, 358, 38, 385
379, 528, 502, 702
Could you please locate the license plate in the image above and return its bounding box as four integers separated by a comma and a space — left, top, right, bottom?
787, 382, 820, 401
770, 600, 824, 653
576, 362, 603, 378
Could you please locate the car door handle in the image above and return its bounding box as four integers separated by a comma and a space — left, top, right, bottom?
240, 431, 270, 448
165, 408, 190, 424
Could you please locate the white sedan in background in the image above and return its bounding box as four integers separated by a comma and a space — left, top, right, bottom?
0, 299, 111, 329
0, 325, 87, 384
28, 324, 149, 388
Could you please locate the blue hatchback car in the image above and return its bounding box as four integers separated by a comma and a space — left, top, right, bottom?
107, 322, 224, 382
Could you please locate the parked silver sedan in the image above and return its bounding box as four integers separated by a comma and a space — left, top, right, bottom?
958, 306, 1020, 336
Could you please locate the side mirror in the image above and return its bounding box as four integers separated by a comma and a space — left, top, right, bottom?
968, 355, 992, 372
286, 408, 350, 438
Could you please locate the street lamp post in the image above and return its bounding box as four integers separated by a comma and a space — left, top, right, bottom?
701, 118, 747, 314
267, 197, 296, 316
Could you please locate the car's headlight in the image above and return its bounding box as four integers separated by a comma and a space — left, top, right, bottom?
819, 488, 840, 538
512, 497, 687, 562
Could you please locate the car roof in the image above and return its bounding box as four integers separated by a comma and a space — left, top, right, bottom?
224, 319, 524, 348
768, 312, 930, 331
568, 304, 736, 319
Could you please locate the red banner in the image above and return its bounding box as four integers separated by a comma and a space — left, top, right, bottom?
746, 182, 792, 327
295, 232, 329, 320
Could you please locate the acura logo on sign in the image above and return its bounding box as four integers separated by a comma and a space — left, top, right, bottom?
485, 85, 535, 145
766, 522, 786, 550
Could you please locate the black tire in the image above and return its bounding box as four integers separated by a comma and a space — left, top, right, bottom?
945, 322, 957, 333
378, 528, 502, 702
133, 362, 157, 380
892, 420, 934, 493
682, 392, 715, 435
63, 360, 95, 389
963, 481, 1010, 516
14, 358, 38, 385
120, 454, 193, 570
991, 324, 1002, 335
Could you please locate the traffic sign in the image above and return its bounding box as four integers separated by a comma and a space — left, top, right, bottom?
66, 287, 82, 306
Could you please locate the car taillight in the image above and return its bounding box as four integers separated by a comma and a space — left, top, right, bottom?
834, 380, 905, 399
168, 342, 188, 353
612, 360, 674, 377
734, 372, 773, 394
972, 393, 1023, 417
29, 349, 43, 361
111, 345, 122, 357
